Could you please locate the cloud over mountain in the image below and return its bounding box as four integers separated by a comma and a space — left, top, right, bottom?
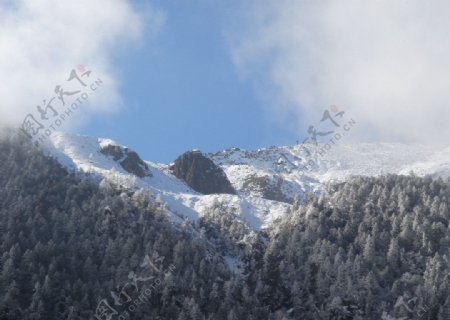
229, 0, 450, 143
0, 0, 164, 129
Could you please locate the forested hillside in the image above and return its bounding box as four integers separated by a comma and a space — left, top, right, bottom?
0, 133, 449, 319
0, 134, 264, 320
255, 175, 450, 319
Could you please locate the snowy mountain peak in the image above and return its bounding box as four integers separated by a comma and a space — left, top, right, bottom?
42, 132, 449, 231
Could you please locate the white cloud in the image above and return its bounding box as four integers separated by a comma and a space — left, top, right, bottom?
0, 0, 165, 129
229, 0, 450, 143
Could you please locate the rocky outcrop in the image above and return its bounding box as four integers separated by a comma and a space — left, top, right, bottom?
242, 174, 293, 203
100, 145, 151, 178
170, 150, 236, 195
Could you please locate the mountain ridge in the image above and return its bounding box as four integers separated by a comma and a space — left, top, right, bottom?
39, 131, 449, 231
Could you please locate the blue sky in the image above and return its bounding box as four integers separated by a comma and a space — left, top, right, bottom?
82, 0, 298, 163
4, 1, 448, 159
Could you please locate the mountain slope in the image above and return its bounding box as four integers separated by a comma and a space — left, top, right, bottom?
2, 131, 450, 319
0, 133, 267, 320
42, 132, 290, 230
42, 132, 447, 231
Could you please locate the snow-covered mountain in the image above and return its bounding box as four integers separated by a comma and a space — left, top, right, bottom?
41, 132, 448, 231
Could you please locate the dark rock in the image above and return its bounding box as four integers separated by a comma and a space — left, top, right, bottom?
119, 151, 150, 178
171, 150, 236, 195
100, 145, 124, 161
100, 145, 151, 178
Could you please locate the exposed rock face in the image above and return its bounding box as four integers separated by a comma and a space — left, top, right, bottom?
171, 150, 236, 195
100, 145, 124, 161
100, 145, 151, 178
242, 174, 294, 204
